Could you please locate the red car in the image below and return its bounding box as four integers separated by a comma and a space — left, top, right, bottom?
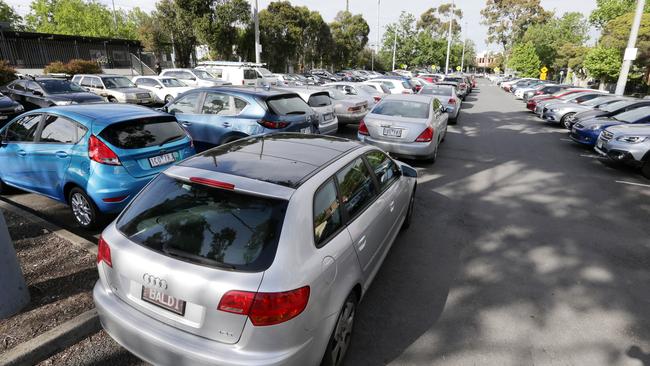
526, 89, 591, 111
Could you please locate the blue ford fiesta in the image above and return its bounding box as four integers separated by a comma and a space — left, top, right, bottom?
0, 104, 195, 228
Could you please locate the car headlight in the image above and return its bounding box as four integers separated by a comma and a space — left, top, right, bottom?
616, 135, 648, 143
54, 100, 73, 106
550, 108, 559, 112
126, 93, 136, 99
589, 124, 603, 131
14, 104, 24, 112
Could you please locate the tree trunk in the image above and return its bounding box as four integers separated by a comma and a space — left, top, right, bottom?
0, 210, 30, 319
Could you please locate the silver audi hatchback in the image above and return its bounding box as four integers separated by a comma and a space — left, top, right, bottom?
94, 134, 418, 366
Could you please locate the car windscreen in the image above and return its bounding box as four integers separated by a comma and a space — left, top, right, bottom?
102, 77, 136, 89
582, 97, 614, 107
257, 68, 273, 76
324, 88, 346, 100
266, 94, 313, 115
613, 106, 650, 123
359, 85, 379, 95
161, 78, 186, 87
602, 100, 634, 112
420, 86, 452, 96
99, 116, 187, 149
192, 69, 214, 80
308, 92, 331, 107
117, 174, 287, 272
372, 100, 429, 119
37, 80, 86, 94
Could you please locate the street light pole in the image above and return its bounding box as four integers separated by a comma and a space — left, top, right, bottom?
614, 0, 645, 96
392, 31, 397, 71
376, 0, 380, 55
254, 0, 261, 64
444, 0, 455, 75
111, 0, 117, 30
460, 21, 467, 72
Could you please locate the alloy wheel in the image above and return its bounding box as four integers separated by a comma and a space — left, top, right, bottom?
71, 192, 93, 227
330, 299, 356, 366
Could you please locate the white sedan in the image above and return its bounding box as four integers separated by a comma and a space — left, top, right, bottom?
132, 76, 195, 104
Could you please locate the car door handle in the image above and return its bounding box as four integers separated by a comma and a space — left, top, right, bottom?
17, 150, 26, 156
389, 201, 395, 212
222, 122, 231, 128
357, 235, 367, 251
56, 151, 69, 158
181, 122, 192, 127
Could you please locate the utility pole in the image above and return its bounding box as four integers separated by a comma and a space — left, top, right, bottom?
614, 0, 645, 96
444, 0, 455, 75
111, 0, 117, 30
254, 0, 261, 64
376, 0, 380, 55
346, 0, 349, 12
392, 31, 397, 71
460, 21, 467, 72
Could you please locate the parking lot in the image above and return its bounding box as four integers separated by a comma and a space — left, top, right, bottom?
0, 79, 643, 365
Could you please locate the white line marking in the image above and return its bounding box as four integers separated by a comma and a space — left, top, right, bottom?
616, 180, 650, 188
580, 154, 601, 158
560, 138, 572, 142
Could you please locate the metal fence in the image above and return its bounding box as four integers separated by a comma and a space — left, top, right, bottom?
0, 30, 142, 69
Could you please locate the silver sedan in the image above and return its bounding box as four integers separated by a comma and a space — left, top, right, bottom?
324, 87, 370, 125
358, 94, 448, 163
93, 134, 417, 366
418, 84, 461, 123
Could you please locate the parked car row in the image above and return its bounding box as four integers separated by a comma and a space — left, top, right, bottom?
504, 78, 650, 179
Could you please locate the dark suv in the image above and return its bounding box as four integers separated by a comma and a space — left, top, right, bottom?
1, 78, 105, 110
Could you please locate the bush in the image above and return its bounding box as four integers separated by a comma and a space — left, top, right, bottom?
44, 59, 102, 75
0, 60, 17, 86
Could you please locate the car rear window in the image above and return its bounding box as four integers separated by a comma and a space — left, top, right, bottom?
266, 95, 313, 115
100, 116, 186, 149
117, 174, 287, 272
372, 100, 430, 119
420, 87, 452, 96
308, 93, 331, 107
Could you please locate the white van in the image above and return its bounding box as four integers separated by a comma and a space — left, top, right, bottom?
196, 61, 278, 86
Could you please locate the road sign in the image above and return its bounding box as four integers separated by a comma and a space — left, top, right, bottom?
494, 67, 501, 73
540, 72, 547, 81
456, 66, 462, 71
540, 66, 548, 73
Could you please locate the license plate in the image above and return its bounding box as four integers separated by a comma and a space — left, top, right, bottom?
382, 127, 403, 137
597, 140, 604, 149
323, 113, 333, 121
0, 115, 7, 120
301, 127, 312, 134
142, 286, 186, 316
149, 153, 176, 168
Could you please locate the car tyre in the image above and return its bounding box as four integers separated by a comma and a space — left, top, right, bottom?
321, 292, 358, 366
401, 184, 417, 231
69, 187, 101, 229
164, 95, 174, 104
108, 97, 118, 103
642, 161, 650, 180
425, 143, 439, 164
561, 113, 575, 129
0, 178, 8, 195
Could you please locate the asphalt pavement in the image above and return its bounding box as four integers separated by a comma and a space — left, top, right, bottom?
26, 79, 650, 365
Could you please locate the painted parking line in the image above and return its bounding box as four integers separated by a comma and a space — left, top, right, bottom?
615, 180, 650, 188
560, 138, 572, 142
580, 154, 601, 158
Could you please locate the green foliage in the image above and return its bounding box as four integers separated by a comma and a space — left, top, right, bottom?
0, 0, 24, 30
26, 0, 139, 39
330, 11, 370, 69
481, 0, 551, 52
417, 3, 463, 38
554, 43, 589, 72
44, 59, 102, 74
156, 0, 197, 67
259, 1, 305, 71
0, 60, 17, 86
508, 42, 541, 77
583, 47, 621, 81
522, 12, 589, 71
589, 0, 650, 28
601, 12, 650, 68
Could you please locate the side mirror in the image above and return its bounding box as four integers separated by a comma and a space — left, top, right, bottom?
401, 164, 417, 178
32, 90, 43, 96
155, 85, 163, 89
189, 77, 196, 81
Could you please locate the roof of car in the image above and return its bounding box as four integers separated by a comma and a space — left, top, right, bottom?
187, 86, 301, 98
383, 94, 434, 103
180, 134, 365, 189
35, 104, 168, 126
75, 74, 127, 77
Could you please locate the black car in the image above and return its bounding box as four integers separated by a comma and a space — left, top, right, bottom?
1, 78, 105, 110
0, 93, 24, 129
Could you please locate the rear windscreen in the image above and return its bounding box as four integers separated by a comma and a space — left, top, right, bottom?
266, 95, 313, 115
99, 117, 186, 149
420, 87, 452, 96
308, 93, 331, 107
117, 174, 288, 272
372, 100, 429, 119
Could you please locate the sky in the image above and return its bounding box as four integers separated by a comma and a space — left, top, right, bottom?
8, 0, 599, 52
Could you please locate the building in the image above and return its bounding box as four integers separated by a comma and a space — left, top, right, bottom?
475, 51, 498, 69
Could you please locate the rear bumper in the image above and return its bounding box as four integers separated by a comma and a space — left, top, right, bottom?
337, 111, 367, 124
358, 134, 435, 159
93, 282, 316, 366
86, 165, 157, 214
319, 120, 339, 135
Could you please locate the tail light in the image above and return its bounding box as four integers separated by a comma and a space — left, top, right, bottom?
373, 96, 382, 103
97, 236, 112, 267
88, 135, 120, 165
401, 90, 411, 94
258, 120, 289, 129
535, 91, 543, 95
415, 126, 434, 142
448, 98, 456, 105
218, 286, 310, 326
242, 79, 245, 85
358, 120, 369, 135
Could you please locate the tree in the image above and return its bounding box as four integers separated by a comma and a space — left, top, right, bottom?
554, 43, 589, 73
156, 0, 198, 67
330, 11, 369, 69
130, 8, 171, 61
583, 46, 621, 86
480, 0, 551, 52
589, 0, 650, 28
417, 3, 463, 38
0, 1, 24, 30
508, 41, 541, 77
259, 1, 305, 71
601, 12, 650, 70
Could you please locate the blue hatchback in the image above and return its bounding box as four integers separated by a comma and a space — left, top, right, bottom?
162, 87, 320, 152
0, 104, 195, 228
570, 106, 650, 147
